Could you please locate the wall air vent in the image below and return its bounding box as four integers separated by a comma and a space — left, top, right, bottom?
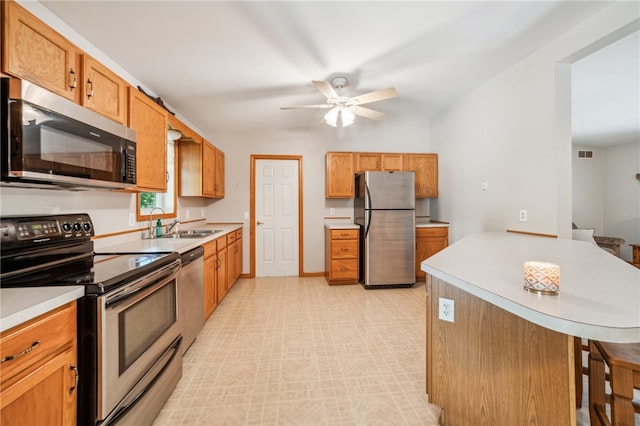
577, 150, 593, 159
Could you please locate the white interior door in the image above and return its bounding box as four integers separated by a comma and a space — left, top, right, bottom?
255, 159, 299, 276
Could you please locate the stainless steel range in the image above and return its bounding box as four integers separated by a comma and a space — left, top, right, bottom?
0, 213, 182, 426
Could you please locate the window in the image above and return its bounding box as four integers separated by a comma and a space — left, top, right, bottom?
137, 139, 177, 221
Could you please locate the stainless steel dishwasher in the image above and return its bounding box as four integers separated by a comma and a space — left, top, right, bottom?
179, 246, 205, 354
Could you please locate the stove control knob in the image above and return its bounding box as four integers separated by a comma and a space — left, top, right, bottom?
82, 223, 92, 233
73, 223, 82, 232
62, 223, 72, 233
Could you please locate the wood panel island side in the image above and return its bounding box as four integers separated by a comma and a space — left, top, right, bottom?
421, 232, 640, 426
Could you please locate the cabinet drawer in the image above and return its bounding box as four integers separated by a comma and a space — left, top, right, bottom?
330, 259, 358, 279
203, 240, 217, 258
226, 232, 236, 244
331, 229, 358, 240
1, 302, 76, 386
331, 239, 358, 259
416, 227, 448, 237
235, 229, 243, 239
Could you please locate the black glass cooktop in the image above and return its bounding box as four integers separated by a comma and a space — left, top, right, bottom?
1, 252, 179, 295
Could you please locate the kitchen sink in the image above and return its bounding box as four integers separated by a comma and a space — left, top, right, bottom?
161, 229, 222, 239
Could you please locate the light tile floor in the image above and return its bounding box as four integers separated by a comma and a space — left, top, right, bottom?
154, 276, 598, 425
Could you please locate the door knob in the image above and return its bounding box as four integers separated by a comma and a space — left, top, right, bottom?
257, 221, 264, 225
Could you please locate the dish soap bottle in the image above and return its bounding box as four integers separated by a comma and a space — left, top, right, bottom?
155, 218, 163, 238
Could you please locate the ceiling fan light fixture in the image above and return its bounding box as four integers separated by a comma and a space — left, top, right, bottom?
324, 107, 354, 128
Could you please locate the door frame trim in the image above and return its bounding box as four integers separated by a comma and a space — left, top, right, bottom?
249, 155, 304, 278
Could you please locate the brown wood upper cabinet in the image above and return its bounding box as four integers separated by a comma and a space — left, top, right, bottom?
326, 151, 437, 198
82, 55, 128, 125
128, 87, 168, 192
355, 153, 403, 172
2, 1, 81, 103
326, 152, 355, 198
404, 153, 438, 198
178, 138, 224, 198
2, 2, 128, 124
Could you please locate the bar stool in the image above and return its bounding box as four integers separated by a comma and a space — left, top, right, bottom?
588, 340, 640, 425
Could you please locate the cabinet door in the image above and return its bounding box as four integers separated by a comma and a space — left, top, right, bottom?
129, 88, 168, 191
227, 238, 236, 291
202, 141, 216, 196
355, 153, 381, 172
2, 1, 80, 102
381, 153, 403, 171
204, 254, 217, 319
326, 152, 354, 198
1, 347, 77, 426
216, 246, 228, 303
235, 238, 242, 281
415, 228, 448, 280
404, 154, 438, 198
214, 149, 225, 198
83, 56, 128, 124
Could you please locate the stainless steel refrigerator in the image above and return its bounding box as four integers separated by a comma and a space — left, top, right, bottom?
355, 171, 415, 288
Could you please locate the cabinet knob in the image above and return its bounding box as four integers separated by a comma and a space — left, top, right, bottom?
257, 221, 264, 225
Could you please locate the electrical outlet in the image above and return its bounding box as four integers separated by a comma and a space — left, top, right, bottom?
439, 298, 455, 322
519, 210, 527, 222
186, 210, 190, 219
330, 208, 335, 215
243, 211, 249, 220
481, 179, 488, 191
128, 213, 135, 227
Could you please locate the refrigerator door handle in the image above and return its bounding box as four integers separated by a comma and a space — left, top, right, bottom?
364, 183, 372, 239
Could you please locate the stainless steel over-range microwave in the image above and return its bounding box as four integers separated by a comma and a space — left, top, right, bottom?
1, 78, 137, 190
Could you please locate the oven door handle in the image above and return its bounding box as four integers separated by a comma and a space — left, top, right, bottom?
98, 335, 182, 426
105, 260, 180, 308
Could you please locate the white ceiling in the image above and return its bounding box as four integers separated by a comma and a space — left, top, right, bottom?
39, 0, 630, 140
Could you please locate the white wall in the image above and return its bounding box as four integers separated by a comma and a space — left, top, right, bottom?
429, 1, 639, 244
572, 145, 604, 231
571, 142, 640, 261
601, 142, 640, 260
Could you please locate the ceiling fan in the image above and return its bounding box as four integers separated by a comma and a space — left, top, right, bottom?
281, 77, 398, 127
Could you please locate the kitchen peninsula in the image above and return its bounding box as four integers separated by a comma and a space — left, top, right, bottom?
421, 232, 640, 425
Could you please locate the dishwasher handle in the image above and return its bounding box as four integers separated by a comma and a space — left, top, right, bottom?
180, 247, 204, 267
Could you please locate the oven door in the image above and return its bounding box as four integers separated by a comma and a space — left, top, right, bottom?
97, 259, 181, 424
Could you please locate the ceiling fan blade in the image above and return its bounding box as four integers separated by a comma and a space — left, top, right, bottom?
350, 87, 398, 105
351, 106, 385, 120
312, 80, 339, 99
280, 104, 332, 110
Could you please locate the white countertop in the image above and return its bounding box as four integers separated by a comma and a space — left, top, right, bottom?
324, 222, 448, 229
416, 222, 449, 228
422, 232, 640, 343
324, 224, 360, 230
1, 286, 85, 333
97, 223, 243, 255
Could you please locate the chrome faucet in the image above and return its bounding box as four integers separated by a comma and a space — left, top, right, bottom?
165, 218, 180, 234
148, 207, 165, 238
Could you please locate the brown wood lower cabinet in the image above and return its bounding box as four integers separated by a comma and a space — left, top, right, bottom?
1, 302, 78, 426
415, 227, 448, 281
203, 229, 243, 319
325, 228, 359, 285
